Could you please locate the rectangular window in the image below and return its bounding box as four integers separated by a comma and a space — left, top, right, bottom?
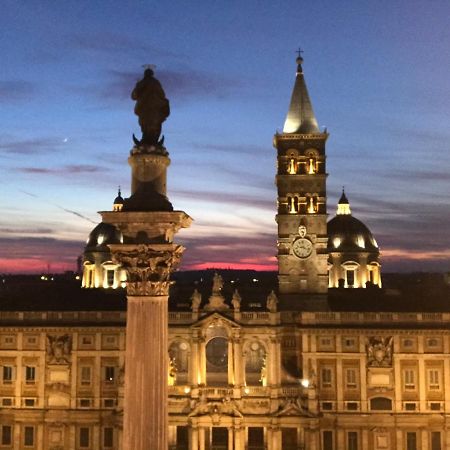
79, 399, 91, 408
103, 427, 113, 448
347, 432, 358, 450
345, 368, 357, 388
321, 368, 332, 388
79, 427, 90, 448
2, 366, 13, 383
346, 269, 355, 287
82, 336, 93, 345
323, 431, 333, 450
103, 399, 115, 408
24, 398, 35, 407
1, 426, 12, 446
403, 369, 415, 390
24, 426, 34, 447
406, 432, 416, 450
80, 366, 92, 386
431, 432, 441, 450
428, 369, 440, 390
25, 366, 36, 384
104, 367, 115, 383
106, 270, 114, 287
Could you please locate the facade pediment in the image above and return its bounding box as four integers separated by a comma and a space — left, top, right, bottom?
191, 311, 240, 331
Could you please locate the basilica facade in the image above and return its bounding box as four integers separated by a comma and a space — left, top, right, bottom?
0, 57, 448, 450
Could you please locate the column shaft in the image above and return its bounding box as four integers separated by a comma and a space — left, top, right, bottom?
123, 296, 168, 450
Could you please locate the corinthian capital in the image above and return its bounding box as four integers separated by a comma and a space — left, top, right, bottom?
109, 244, 184, 295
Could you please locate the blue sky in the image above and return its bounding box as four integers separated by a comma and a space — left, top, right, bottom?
1, 0, 449, 273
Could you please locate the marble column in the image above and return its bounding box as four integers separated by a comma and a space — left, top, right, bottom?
233, 334, 243, 387
228, 427, 234, 450
227, 340, 235, 385
109, 241, 189, 450
234, 426, 244, 450
199, 427, 206, 450
190, 426, 199, 450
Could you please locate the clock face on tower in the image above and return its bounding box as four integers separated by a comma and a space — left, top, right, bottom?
292, 238, 313, 259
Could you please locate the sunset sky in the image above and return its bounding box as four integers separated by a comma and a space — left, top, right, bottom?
1, 0, 449, 273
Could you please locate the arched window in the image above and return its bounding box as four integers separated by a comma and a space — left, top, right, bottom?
307, 157, 317, 174
245, 341, 266, 386
307, 196, 317, 214
169, 341, 189, 385
206, 336, 228, 386
287, 158, 297, 174
288, 196, 299, 214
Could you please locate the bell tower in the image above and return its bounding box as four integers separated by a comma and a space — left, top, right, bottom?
274, 55, 328, 297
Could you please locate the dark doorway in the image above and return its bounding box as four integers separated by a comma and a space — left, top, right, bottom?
210, 427, 228, 450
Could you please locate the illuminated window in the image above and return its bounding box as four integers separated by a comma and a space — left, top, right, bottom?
428, 369, 440, 390
287, 158, 297, 174
87, 268, 94, 287
403, 369, 416, 390
288, 196, 299, 214
307, 196, 317, 214
24, 426, 34, 447
1, 425, 12, 446
25, 366, 35, 384
307, 157, 317, 174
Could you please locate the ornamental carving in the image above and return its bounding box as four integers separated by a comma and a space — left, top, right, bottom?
111, 244, 184, 296
188, 393, 242, 418
366, 336, 393, 367
46, 335, 72, 364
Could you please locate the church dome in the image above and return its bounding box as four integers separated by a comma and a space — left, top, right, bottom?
85, 222, 123, 251
327, 191, 379, 254
328, 215, 379, 253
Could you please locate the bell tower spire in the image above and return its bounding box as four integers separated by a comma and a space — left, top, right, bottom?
274, 54, 328, 303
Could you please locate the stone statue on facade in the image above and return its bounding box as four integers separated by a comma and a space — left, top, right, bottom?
259, 357, 267, 386
168, 357, 177, 386
266, 290, 278, 313
131, 68, 170, 147
231, 289, 241, 311
190, 289, 202, 312
46, 334, 72, 364
204, 273, 229, 311
212, 273, 224, 295
366, 336, 393, 367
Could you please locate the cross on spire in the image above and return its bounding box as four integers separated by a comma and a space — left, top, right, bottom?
296, 48, 304, 59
